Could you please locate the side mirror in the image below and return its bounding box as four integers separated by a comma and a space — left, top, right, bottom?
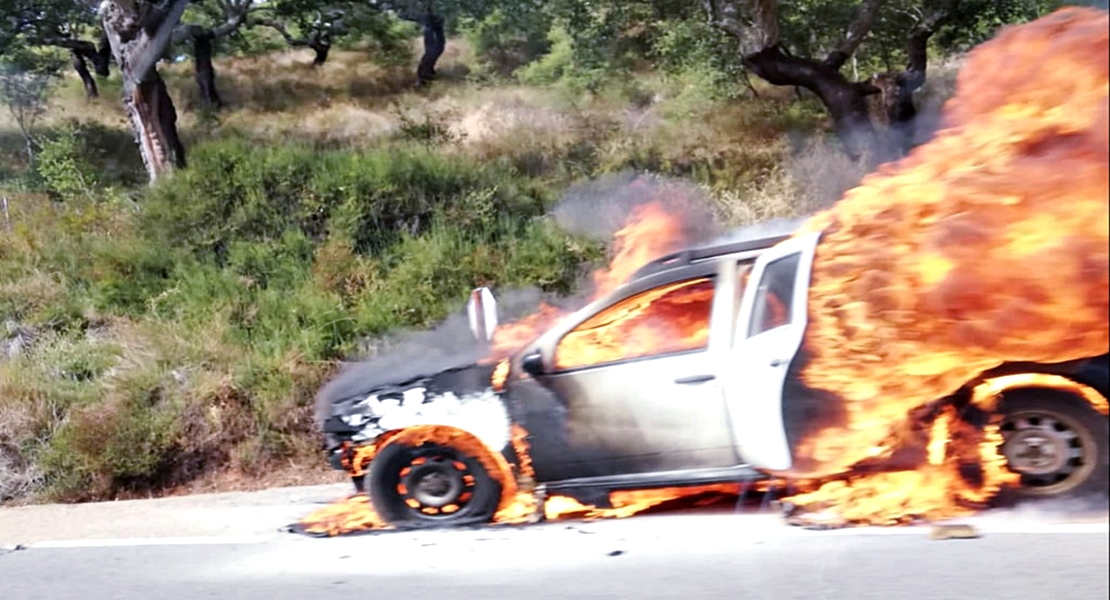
467, 287, 499, 343
520, 351, 545, 377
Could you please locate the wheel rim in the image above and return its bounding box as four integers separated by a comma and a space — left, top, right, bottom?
1000, 409, 1097, 496
395, 447, 478, 518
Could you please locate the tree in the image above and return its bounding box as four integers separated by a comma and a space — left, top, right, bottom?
0, 0, 110, 99
172, 0, 258, 109
97, 0, 190, 182
254, 0, 366, 66
0, 49, 64, 161
704, 0, 1059, 158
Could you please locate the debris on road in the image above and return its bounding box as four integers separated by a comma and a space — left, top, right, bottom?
928, 524, 981, 540
0, 543, 26, 555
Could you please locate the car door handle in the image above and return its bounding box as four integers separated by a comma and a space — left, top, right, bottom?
770, 358, 788, 368
675, 374, 716, 385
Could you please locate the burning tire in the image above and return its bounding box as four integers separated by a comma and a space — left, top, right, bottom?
367, 441, 502, 527
998, 388, 1109, 499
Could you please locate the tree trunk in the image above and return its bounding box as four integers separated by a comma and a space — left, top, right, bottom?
742, 45, 880, 158
94, 34, 112, 77
311, 40, 331, 66
415, 12, 446, 86
100, 0, 190, 183
71, 50, 99, 99
126, 73, 188, 175
192, 32, 223, 108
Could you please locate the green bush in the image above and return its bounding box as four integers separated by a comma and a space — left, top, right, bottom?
34, 125, 100, 201
458, 7, 553, 77
651, 19, 747, 103
142, 139, 551, 258
516, 26, 612, 92
34, 120, 148, 196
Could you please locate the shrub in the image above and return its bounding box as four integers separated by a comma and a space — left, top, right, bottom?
651, 19, 747, 104
34, 125, 100, 201
142, 139, 551, 258
515, 26, 615, 93
458, 7, 553, 77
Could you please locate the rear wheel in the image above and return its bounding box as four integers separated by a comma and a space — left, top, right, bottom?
998, 388, 1109, 498
367, 441, 502, 527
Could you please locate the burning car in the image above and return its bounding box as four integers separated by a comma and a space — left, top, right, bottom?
312, 7, 1109, 531
317, 227, 1108, 528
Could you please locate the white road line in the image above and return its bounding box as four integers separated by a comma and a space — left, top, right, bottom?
785, 522, 1110, 537
29, 535, 276, 549
14, 520, 1106, 549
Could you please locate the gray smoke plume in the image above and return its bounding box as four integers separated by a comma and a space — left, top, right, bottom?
553, 170, 722, 244
314, 311, 484, 423
312, 286, 561, 423
710, 217, 807, 246
782, 56, 957, 214
976, 494, 1110, 526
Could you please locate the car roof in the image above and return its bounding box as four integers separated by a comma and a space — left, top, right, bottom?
628, 234, 790, 281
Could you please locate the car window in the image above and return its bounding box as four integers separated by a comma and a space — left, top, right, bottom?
554, 277, 716, 371
747, 253, 800, 337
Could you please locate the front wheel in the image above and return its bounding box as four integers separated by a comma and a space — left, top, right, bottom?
998, 387, 1109, 499
367, 441, 502, 528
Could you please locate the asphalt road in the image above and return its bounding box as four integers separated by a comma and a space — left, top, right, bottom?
1, 486, 1107, 600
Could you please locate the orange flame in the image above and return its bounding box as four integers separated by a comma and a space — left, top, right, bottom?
487, 199, 694, 363
544, 484, 746, 520
554, 277, 715, 370
590, 202, 689, 299
780, 7, 1108, 524
296, 494, 387, 536
971, 373, 1109, 416
492, 424, 542, 524
783, 406, 1019, 527
491, 358, 510, 392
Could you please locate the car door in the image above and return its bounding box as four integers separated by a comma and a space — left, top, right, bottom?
531, 274, 740, 479
723, 232, 821, 472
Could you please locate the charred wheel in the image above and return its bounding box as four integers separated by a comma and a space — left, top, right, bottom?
998, 387, 1109, 498
367, 441, 502, 527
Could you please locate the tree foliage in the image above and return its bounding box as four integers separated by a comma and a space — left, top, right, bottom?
0, 0, 109, 98
0, 47, 65, 161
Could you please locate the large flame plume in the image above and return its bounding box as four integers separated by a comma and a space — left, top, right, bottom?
779, 7, 1109, 522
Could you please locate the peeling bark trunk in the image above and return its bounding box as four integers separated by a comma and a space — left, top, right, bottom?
71, 49, 99, 99
100, 0, 190, 183
743, 45, 879, 158
192, 32, 223, 108
415, 12, 446, 86
126, 73, 187, 176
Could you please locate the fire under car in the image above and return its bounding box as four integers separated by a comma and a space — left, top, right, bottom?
317, 233, 1110, 528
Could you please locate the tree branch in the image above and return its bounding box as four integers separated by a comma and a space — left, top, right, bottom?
902, 0, 960, 92
251, 17, 303, 46
210, 0, 255, 39
824, 0, 887, 70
